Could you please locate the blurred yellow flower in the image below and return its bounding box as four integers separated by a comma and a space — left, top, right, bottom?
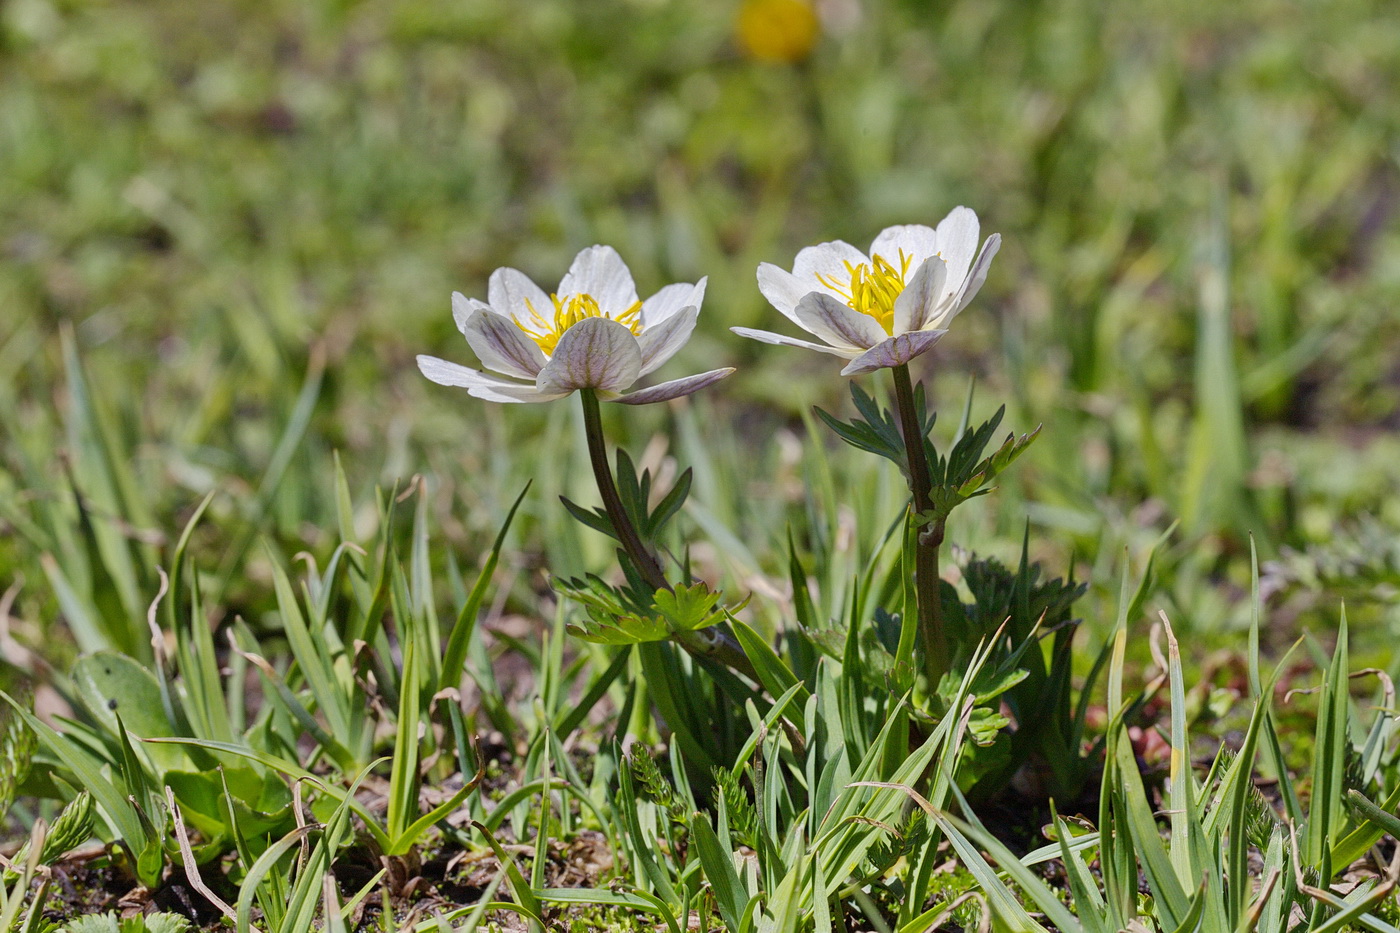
736, 0, 820, 64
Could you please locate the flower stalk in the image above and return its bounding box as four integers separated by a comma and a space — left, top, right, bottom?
579, 389, 759, 682
579, 388, 670, 593
891, 364, 949, 686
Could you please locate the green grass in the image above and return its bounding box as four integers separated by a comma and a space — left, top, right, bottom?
4, 0, 1398, 649
1, 0, 1398, 928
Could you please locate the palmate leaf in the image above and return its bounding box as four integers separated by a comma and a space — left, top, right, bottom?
651, 581, 726, 631
567, 611, 672, 646
561, 579, 733, 646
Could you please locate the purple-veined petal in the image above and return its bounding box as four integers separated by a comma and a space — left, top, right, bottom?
641, 278, 706, 329
467, 383, 571, 404
933, 207, 981, 291
870, 224, 939, 269
925, 232, 1001, 331
536, 316, 643, 393
487, 267, 552, 326
461, 308, 547, 380
637, 305, 698, 375
794, 292, 887, 351
839, 330, 947, 376
756, 263, 811, 323
558, 245, 639, 316
417, 355, 533, 390
950, 233, 1001, 316
730, 326, 860, 359
613, 368, 735, 405
892, 256, 949, 334
451, 292, 493, 335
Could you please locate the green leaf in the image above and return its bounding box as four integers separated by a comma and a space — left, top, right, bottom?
691, 810, 748, 933
643, 467, 693, 539
559, 495, 615, 539
1341, 788, 1400, 848
1306, 609, 1349, 868
472, 821, 544, 924
537, 889, 682, 933
71, 652, 186, 773
165, 768, 293, 843
439, 481, 526, 694
931, 812, 1059, 933
651, 582, 725, 632
731, 619, 812, 708
2, 691, 149, 859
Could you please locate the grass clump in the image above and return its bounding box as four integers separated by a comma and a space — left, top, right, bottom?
0, 0, 1397, 930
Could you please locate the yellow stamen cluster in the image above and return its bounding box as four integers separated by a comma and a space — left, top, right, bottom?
816, 250, 913, 334
517, 293, 643, 355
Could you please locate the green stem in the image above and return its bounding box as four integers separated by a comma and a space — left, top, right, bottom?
890, 364, 949, 687
580, 389, 669, 593
578, 390, 758, 682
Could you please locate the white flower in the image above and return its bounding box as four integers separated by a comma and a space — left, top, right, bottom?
733, 206, 1001, 375
418, 246, 733, 404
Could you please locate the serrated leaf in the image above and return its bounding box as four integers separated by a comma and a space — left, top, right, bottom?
566, 615, 672, 645
651, 582, 725, 632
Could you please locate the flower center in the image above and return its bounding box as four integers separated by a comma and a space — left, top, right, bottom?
816, 251, 913, 334
517, 293, 643, 355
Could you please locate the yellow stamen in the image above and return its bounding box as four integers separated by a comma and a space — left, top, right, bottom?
815, 250, 915, 335
516, 293, 643, 355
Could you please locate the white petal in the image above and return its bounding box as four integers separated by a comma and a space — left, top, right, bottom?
418, 355, 532, 390
637, 306, 697, 375
451, 292, 492, 335
869, 224, 939, 269
952, 234, 1001, 314
461, 309, 547, 380
794, 292, 887, 351
641, 278, 706, 328
467, 384, 571, 404
928, 233, 1001, 331
933, 207, 981, 292
892, 257, 949, 334
839, 331, 947, 376
614, 368, 734, 405
792, 240, 871, 294
558, 245, 639, 316
487, 268, 552, 325
536, 317, 643, 393
756, 263, 810, 324
730, 327, 860, 359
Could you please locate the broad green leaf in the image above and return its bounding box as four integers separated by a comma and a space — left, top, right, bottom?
72, 651, 186, 773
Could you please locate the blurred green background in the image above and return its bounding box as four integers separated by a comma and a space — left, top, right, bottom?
2, 0, 1398, 665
